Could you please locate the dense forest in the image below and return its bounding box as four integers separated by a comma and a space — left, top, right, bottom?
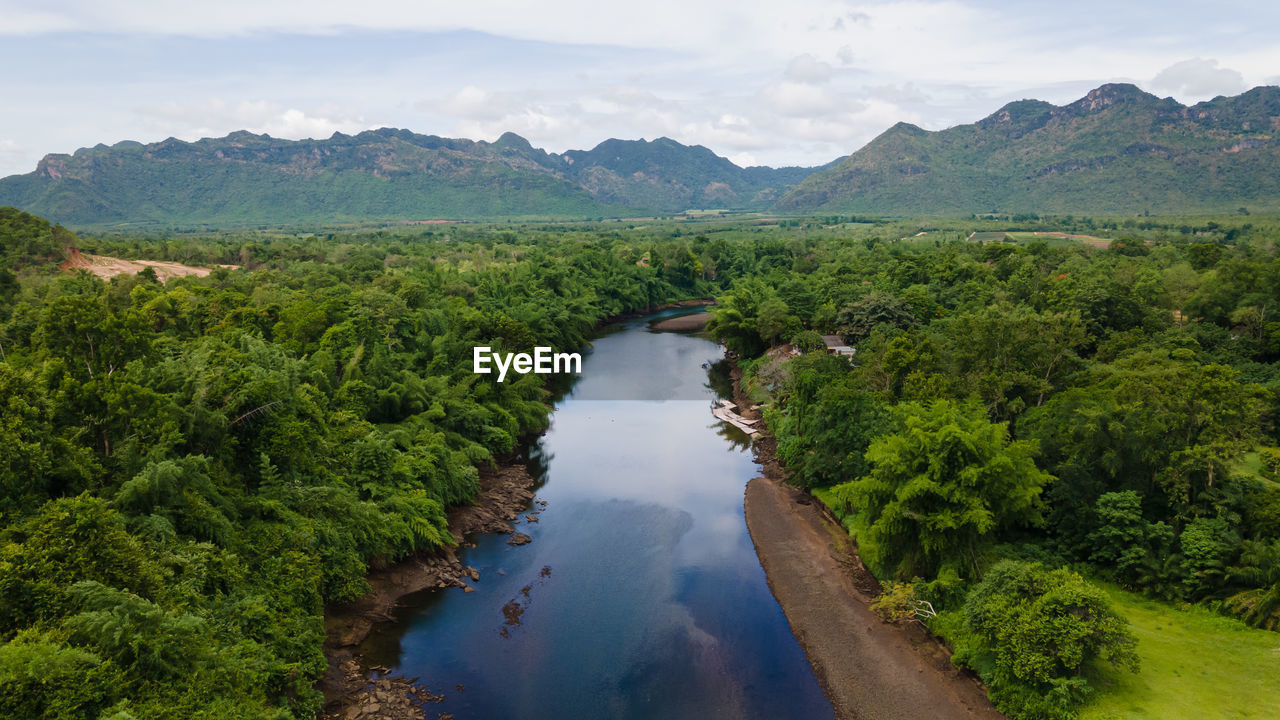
3, 206, 1278, 719
0, 207, 747, 719
708, 217, 1280, 719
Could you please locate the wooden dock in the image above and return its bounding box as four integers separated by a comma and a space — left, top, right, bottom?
713, 399, 759, 435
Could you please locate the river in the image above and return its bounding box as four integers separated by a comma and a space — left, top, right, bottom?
356, 309, 834, 719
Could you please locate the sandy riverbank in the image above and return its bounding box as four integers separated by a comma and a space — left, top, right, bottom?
596, 298, 714, 327
730, 364, 1004, 720
651, 311, 712, 332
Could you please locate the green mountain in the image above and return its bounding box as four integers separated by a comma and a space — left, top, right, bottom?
777, 84, 1280, 215
8, 84, 1276, 226
0, 129, 612, 227
0, 130, 817, 228
560, 137, 818, 210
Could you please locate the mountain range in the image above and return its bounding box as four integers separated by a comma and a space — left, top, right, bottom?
2, 83, 1278, 227
0, 129, 818, 227
778, 83, 1280, 216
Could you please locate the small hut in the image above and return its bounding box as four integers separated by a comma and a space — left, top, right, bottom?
821, 335, 856, 358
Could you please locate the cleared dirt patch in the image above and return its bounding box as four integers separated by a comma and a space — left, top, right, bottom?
60, 248, 237, 282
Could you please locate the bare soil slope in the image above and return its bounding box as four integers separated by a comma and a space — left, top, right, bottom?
60, 248, 236, 282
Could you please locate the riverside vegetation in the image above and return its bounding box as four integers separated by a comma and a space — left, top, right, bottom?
0, 207, 740, 719
2, 206, 1279, 719
709, 215, 1280, 719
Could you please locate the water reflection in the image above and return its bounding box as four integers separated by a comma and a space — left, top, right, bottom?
360, 312, 833, 719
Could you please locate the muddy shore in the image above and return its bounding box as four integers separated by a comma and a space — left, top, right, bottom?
650, 311, 712, 332
320, 464, 539, 720
597, 298, 714, 327
730, 364, 1004, 720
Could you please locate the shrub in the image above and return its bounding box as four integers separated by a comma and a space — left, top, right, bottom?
960, 561, 1139, 720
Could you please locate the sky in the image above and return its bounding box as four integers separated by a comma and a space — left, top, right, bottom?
1, 1, 1278, 177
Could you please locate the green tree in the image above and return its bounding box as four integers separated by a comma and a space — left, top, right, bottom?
941, 303, 1085, 421
1086, 491, 1177, 591
959, 561, 1139, 719
836, 291, 916, 344
770, 354, 889, 489
0, 496, 164, 636
706, 278, 775, 357
833, 400, 1051, 579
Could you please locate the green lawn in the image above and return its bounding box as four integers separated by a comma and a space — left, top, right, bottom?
810, 486, 1280, 719
968, 231, 1011, 243
1082, 584, 1280, 720
1234, 449, 1280, 489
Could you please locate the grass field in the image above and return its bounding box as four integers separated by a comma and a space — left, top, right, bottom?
1004, 230, 1112, 247
1081, 584, 1280, 720
1233, 449, 1280, 489
809, 484, 1280, 719
967, 231, 1011, 243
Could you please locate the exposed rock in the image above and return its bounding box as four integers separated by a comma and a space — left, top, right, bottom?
322, 659, 441, 720
321, 464, 539, 718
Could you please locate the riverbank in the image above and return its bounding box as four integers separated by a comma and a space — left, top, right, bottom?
319, 300, 716, 719
729, 364, 1004, 720
596, 298, 714, 327
320, 464, 538, 719
651, 310, 712, 332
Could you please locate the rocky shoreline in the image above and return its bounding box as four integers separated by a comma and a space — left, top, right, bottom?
317, 301, 712, 719
320, 464, 539, 720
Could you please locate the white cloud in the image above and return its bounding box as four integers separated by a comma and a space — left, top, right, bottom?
1151, 58, 1247, 99
758, 82, 840, 118
727, 151, 757, 168
454, 108, 580, 145
770, 98, 922, 147
1, 1, 1279, 176
0, 139, 37, 177
439, 85, 517, 120
137, 100, 373, 141
785, 54, 833, 84
0, 139, 25, 164
607, 86, 664, 108
676, 117, 771, 151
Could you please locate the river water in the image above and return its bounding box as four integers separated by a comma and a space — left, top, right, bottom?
358, 310, 834, 719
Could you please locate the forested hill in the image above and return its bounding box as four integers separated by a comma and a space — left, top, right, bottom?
5, 84, 1279, 226
0, 130, 818, 228
558, 136, 825, 211
777, 84, 1280, 216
